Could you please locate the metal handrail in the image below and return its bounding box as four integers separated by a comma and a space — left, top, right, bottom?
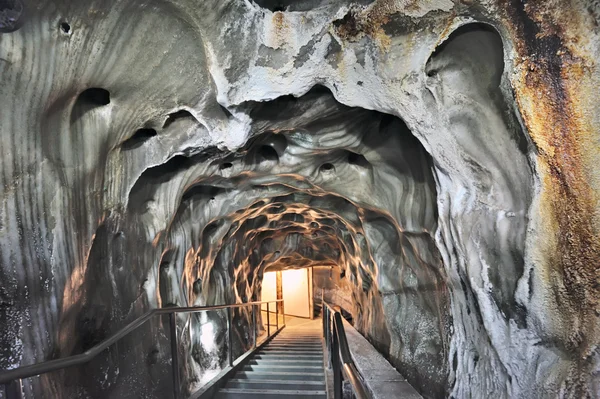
322, 301, 371, 399
0, 299, 284, 398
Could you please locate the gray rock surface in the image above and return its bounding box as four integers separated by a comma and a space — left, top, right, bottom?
0, 0, 599, 398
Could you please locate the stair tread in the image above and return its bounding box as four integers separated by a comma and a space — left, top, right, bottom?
258, 354, 323, 357
228, 378, 324, 385
258, 350, 321, 353
249, 359, 322, 364
235, 370, 324, 376
269, 340, 321, 342
256, 352, 322, 355
261, 345, 323, 352
217, 326, 327, 397
256, 354, 323, 358
260, 351, 323, 354
218, 388, 326, 395
244, 366, 323, 371
263, 349, 322, 352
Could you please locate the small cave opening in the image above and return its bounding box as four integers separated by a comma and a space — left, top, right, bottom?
347, 151, 369, 168
69, 87, 111, 124
120, 128, 157, 151
320, 162, 335, 172
258, 145, 279, 163
77, 88, 110, 107
60, 21, 71, 34
181, 184, 225, 203
163, 109, 197, 129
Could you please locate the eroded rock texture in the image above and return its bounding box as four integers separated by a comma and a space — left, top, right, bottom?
0, 0, 599, 398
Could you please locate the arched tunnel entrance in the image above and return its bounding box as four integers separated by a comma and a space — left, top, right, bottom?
128, 85, 450, 397
115, 23, 533, 399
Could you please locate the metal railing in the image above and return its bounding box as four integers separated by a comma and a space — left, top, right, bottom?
322, 301, 370, 399
0, 300, 284, 399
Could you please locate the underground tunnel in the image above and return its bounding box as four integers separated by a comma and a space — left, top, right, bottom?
0, 1, 599, 398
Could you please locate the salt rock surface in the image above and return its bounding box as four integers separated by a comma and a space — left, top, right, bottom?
0, 0, 599, 398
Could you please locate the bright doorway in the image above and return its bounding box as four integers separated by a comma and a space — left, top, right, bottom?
261, 268, 314, 318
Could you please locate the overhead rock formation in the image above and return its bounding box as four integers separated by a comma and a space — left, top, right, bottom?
0, 0, 599, 398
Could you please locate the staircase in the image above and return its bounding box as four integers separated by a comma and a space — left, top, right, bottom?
215, 319, 327, 398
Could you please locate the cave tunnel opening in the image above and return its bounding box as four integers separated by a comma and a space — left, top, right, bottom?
138, 85, 451, 398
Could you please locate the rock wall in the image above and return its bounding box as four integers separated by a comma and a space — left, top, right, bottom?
0, 0, 599, 398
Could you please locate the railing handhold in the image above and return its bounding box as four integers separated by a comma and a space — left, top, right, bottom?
322, 301, 371, 399
169, 312, 181, 399
226, 307, 234, 367
0, 300, 284, 397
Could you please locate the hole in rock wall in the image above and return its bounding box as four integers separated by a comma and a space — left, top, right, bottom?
60, 21, 71, 34
347, 151, 369, 168
320, 162, 335, 172
121, 128, 157, 151
258, 145, 279, 163
163, 109, 196, 129
77, 88, 110, 107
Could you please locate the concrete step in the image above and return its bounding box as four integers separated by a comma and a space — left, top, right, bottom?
225, 378, 326, 391
233, 370, 325, 382
259, 349, 323, 355
216, 326, 326, 399
265, 346, 322, 351
275, 334, 322, 337
268, 340, 322, 344
248, 359, 323, 366
254, 353, 323, 360
269, 342, 321, 345
243, 364, 323, 373
275, 334, 321, 337
215, 388, 327, 398
263, 345, 322, 350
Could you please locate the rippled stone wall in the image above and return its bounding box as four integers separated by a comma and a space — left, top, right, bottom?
0, 0, 599, 398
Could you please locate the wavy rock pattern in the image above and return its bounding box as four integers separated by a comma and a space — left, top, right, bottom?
0, 0, 599, 398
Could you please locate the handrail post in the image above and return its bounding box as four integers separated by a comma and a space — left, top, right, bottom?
227, 307, 233, 367
282, 300, 286, 327
266, 302, 270, 336
275, 301, 279, 330
4, 379, 23, 399
322, 304, 326, 344
252, 304, 257, 348
325, 307, 332, 370
169, 313, 180, 399
332, 321, 342, 399
0, 301, 306, 391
